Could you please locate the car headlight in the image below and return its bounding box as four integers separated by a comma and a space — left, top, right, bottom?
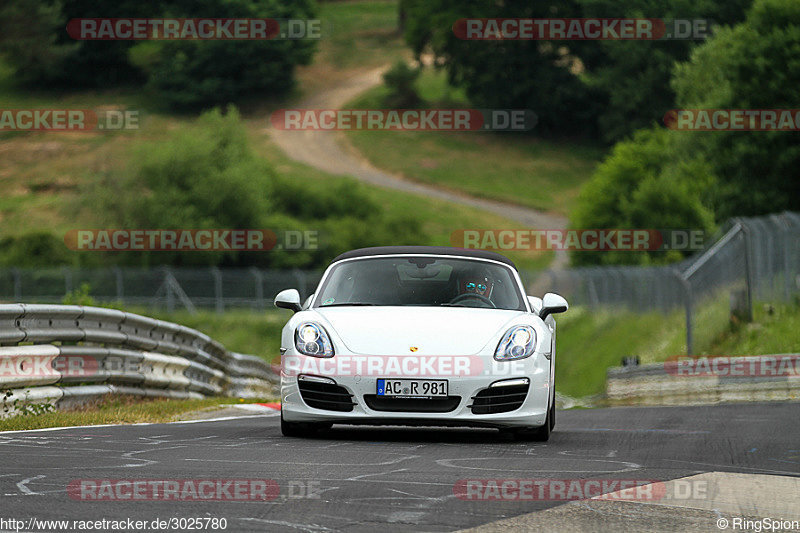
294, 322, 334, 357
495, 325, 536, 361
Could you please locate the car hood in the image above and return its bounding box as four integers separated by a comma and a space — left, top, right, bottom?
314, 307, 527, 355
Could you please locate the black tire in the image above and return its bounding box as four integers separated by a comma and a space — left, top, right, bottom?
515, 420, 550, 442
280, 412, 331, 438
507, 396, 552, 442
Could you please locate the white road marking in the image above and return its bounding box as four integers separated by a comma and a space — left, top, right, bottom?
185, 454, 420, 467
16, 475, 45, 495
238, 517, 332, 532
435, 456, 641, 473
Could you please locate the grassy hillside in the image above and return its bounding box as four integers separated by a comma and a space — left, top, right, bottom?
0, 0, 552, 272
343, 70, 603, 216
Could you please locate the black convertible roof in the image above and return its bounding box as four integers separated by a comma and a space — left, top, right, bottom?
332, 246, 517, 269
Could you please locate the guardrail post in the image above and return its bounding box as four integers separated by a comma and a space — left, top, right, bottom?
738, 222, 754, 321
293, 269, 307, 300
164, 268, 175, 313
250, 268, 264, 310
63, 267, 73, 297
776, 213, 792, 302
12, 268, 21, 301
674, 269, 694, 355
114, 267, 124, 303
211, 267, 224, 314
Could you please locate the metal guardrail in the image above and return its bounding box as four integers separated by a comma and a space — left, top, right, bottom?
606, 355, 800, 406
0, 304, 278, 418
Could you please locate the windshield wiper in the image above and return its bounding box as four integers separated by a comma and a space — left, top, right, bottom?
320, 302, 375, 307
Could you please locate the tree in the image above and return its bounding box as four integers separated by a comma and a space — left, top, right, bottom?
570, 128, 716, 265
129, 0, 317, 110
401, 0, 750, 141
570, 0, 800, 266
0, 0, 77, 85
575, 0, 751, 142
402, 0, 599, 137
671, 0, 800, 217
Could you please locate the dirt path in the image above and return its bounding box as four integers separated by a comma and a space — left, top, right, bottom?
267, 67, 569, 271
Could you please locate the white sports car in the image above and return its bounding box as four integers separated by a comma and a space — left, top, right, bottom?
274, 246, 568, 440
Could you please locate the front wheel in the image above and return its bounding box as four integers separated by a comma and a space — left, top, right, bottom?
515, 416, 551, 442
280, 412, 331, 438
501, 406, 551, 442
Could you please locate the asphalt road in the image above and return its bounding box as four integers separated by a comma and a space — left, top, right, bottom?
1, 403, 799, 532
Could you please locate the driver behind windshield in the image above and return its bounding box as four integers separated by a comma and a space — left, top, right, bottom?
457, 272, 494, 300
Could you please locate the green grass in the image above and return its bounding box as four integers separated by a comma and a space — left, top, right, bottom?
0, 57, 152, 111
556, 307, 684, 398
316, 0, 406, 69
556, 298, 800, 398
708, 302, 800, 355
343, 69, 603, 216
0, 395, 273, 433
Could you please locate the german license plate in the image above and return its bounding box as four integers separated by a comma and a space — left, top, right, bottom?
377, 379, 448, 398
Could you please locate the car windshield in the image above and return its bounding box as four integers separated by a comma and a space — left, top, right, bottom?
314, 256, 526, 311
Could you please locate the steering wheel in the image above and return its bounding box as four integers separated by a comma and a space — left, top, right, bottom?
449, 293, 496, 308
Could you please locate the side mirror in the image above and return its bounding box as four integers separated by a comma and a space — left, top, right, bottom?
275, 288, 301, 312
527, 295, 543, 314
302, 293, 315, 310
540, 293, 568, 320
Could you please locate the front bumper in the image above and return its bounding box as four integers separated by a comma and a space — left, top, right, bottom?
280, 353, 550, 429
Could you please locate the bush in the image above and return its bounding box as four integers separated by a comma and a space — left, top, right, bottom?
570, 128, 716, 266
382, 61, 421, 108
0, 232, 73, 267
129, 0, 317, 110
82, 106, 427, 269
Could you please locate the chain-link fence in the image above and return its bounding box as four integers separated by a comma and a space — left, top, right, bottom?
0, 267, 323, 313
1, 212, 797, 353
533, 212, 800, 353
